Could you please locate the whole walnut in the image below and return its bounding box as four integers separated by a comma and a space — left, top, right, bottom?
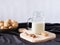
12, 23, 18, 28
4, 22, 10, 28
0, 21, 4, 23
5, 19, 11, 24
0, 26, 8, 29
0, 21, 4, 27
9, 26, 13, 29
41, 32, 48, 37
4, 19, 12, 27
11, 20, 18, 28
11, 20, 18, 24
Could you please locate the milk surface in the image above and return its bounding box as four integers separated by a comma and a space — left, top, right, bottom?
32, 22, 45, 35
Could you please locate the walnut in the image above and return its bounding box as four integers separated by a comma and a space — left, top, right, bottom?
41, 32, 48, 37
25, 33, 37, 38
12, 23, 18, 28
30, 34, 37, 38
0, 22, 4, 27
11, 20, 18, 24
0, 21, 4, 27
4, 23, 10, 28
9, 26, 13, 29
0, 26, 8, 29
5, 19, 11, 24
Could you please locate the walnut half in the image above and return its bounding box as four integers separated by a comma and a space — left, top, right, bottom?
41, 32, 48, 37
25, 33, 37, 38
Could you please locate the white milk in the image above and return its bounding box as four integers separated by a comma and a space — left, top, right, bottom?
32, 22, 45, 35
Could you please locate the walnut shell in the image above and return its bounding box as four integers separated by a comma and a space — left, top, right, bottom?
11, 20, 18, 24
4, 23, 10, 28
0, 26, 8, 29
0, 26, 4, 29
5, 19, 11, 24
0, 21, 4, 27
0, 23, 4, 27
0, 21, 4, 23
9, 26, 13, 29
12, 23, 18, 28
41, 32, 48, 37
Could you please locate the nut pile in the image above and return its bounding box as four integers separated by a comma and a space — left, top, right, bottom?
0, 19, 18, 29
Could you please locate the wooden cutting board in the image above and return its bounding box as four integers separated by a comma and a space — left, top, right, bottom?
20, 30, 56, 43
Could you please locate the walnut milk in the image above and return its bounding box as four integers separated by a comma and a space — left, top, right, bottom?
32, 22, 45, 34
28, 11, 45, 35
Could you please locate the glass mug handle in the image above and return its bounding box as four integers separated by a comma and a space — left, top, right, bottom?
27, 11, 39, 30
27, 18, 33, 30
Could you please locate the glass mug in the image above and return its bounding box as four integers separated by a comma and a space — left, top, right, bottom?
27, 11, 45, 35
